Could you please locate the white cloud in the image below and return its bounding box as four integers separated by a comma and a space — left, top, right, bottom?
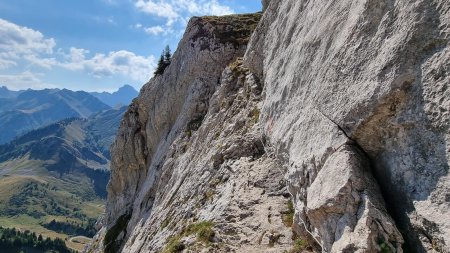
86, 50, 156, 82
135, 0, 234, 28
177, 0, 233, 16
0, 58, 17, 69
205, 1, 233, 16
0, 71, 54, 90
0, 18, 56, 68
144, 25, 165, 35
60, 47, 90, 70
24, 55, 57, 69
60, 48, 156, 82
133, 23, 173, 37
0, 19, 156, 84
135, 0, 179, 25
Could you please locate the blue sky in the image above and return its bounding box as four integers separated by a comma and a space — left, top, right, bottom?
0, 0, 261, 92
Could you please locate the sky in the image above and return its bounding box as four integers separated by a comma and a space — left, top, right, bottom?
0, 0, 262, 92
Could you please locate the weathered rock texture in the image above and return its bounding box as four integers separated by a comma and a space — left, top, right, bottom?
245, 0, 450, 252
89, 0, 450, 252
88, 13, 298, 253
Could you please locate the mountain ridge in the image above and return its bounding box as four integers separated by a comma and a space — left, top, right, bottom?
0, 84, 138, 108
90, 85, 138, 108
0, 106, 127, 251
89, 1, 450, 252
0, 88, 111, 144
0, 86, 23, 98
0, 85, 137, 144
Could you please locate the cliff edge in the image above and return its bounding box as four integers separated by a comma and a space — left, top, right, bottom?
246, 0, 449, 252
89, 0, 450, 252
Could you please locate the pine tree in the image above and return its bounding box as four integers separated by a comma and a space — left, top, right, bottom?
154, 45, 172, 76
154, 53, 165, 76
164, 45, 171, 65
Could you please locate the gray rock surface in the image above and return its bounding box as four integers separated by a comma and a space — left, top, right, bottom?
306, 145, 402, 252
87, 14, 297, 253
245, 0, 450, 252
89, 0, 450, 252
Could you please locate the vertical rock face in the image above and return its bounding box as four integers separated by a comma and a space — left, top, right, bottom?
245, 0, 450, 252
89, 13, 298, 253
106, 15, 254, 226
90, 0, 450, 252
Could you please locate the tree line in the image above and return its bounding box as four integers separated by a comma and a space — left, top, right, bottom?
0, 226, 74, 253
43, 219, 97, 238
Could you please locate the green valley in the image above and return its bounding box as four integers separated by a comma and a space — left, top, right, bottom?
0, 107, 127, 252
0, 226, 74, 253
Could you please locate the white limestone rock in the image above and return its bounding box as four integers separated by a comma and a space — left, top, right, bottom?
245, 0, 450, 251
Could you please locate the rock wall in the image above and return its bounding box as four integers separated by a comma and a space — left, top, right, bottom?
89, 0, 450, 252
88, 13, 298, 253
245, 0, 450, 252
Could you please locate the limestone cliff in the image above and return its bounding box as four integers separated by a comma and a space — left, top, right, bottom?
89, 0, 450, 252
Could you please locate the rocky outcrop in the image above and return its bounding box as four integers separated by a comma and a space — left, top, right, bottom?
89, 0, 450, 252
88, 13, 297, 253
304, 145, 403, 252
245, 0, 450, 252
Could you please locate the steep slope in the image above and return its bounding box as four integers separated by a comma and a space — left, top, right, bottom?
0, 106, 126, 196
244, 0, 450, 252
0, 88, 111, 144
87, 13, 295, 253
0, 107, 125, 251
90, 85, 138, 108
92, 0, 450, 253
85, 106, 128, 159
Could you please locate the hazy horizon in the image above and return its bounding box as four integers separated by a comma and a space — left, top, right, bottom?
0, 83, 137, 93
0, 0, 261, 92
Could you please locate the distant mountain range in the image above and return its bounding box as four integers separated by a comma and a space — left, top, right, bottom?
0, 85, 134, 247
0, 106, 127, 246
0, 89, 109, 144
0, 85, 137, 144
0, 106, 127, 197
90, 84, 138, 107
0, 85, 138, 104
0, 86, 23, 98
84, 106, 129, 158
0, 106, 127, 175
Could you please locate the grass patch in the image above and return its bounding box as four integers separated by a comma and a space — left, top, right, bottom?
377, 237, 395, 253
0, 226, 74, 253
68, 236, 92, 252
203, 190, 215, 202
282, 200, 295, 227
185, 221, 215, 244
161, 218, 171, 230
249, 107, 260, 125
288, 239, 308, 253
228, 57, 250, 78
164, 235, 185, 253
0, 175, 104, 252
163, 221, 215, 252
71, 236, 91, 244
193, 13, 262, 48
